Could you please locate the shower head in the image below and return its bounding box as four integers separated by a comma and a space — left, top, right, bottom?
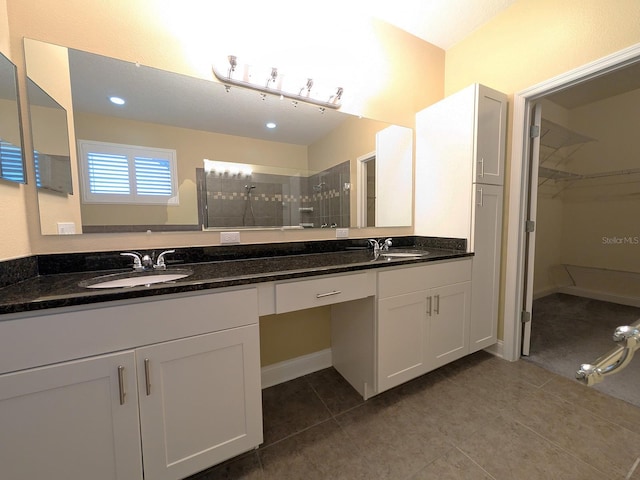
244, 184, 256, 191
313, 182, 326, 191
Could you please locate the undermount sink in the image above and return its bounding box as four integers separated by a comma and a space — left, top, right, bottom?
379, 250, 430, 258
80, 269, 193, 289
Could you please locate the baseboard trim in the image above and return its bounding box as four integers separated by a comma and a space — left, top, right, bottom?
261, 348, 333, 389
558, 286, 640, 308
484, 340, 504, 359
533, 287, 559, 300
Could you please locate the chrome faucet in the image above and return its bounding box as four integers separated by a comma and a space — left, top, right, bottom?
120, 252, 144, 271
120, 250, 176, 271
154, 250, 175, 270
368, 238, 393, 256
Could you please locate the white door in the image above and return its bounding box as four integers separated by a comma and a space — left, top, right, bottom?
521, 102, 543, 356
137, 325, 263, 480
0, 351, 143, 480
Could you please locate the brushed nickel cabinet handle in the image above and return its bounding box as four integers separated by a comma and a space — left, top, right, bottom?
434, 294, 440, 315
118, 365, 126, 405
478, 158, 485, 178
477, 187, 484, 206
426, 296, 432, 316
144, 358, 151, 396
316, 290, 342, 299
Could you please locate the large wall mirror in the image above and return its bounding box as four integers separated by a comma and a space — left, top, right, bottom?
24, 38, 413, 235
0, 51, 25, 185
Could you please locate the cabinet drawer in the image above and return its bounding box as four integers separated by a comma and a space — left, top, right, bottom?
0, 288, 259, 375
275, 272, 375, 313
378, 259, 471, 299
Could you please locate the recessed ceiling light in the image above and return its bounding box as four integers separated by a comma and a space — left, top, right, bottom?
109, 96, 126, 105
266, 122, 277, 129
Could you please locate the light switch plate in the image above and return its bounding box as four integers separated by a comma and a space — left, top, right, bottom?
220, 231, 240, 244
335, 228, 349, 238
57, 222, 76, 235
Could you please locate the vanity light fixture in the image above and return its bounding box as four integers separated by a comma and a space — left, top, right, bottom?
213, 55, 343, 109
109, 96, 126, 105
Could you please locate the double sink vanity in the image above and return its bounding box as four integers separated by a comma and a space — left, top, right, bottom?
0, 235, 487, 480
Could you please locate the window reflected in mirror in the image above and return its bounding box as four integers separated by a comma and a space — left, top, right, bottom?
0, 52, 25, 185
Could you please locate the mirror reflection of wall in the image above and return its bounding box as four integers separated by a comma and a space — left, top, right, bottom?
0, 51, 25, 184
26, 78, 72, 194
24, 38, 414, 235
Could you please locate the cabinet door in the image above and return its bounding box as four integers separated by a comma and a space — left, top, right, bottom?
0, 351, 143, 480
475, 85, 507, 185
414, 85, 475, 240
470, 184, 503, 352
377, 291, 428, 393
137, 325, 262, 480
427, 281, 472, 370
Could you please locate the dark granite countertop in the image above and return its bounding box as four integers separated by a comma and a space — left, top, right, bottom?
0, 238, 472, 317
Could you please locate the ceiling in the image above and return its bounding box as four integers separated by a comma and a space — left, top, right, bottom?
371, 0, 640, 109
544, 61, 640, 109
62, 1, 640, 142
369, 0, 518, 50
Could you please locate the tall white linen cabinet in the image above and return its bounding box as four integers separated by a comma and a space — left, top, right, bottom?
415, 83, 507, 353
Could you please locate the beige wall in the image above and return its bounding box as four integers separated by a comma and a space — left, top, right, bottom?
0, 0, 31, 260
5, 0, 443, 258
446, 0, 640, 339
260, 307, 331, 366
560, 88, 640, 273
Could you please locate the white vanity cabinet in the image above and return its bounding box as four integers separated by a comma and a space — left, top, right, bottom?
0, 288, 262, 480
469, 183, 504, 352
0, 350, 143, 480
415, 83, 506, 356
376, 259, 472, 393
138, 325, 261, 480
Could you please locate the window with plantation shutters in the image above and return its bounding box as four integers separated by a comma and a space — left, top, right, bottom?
0, 139, 25, 184
78, 140, 178, 205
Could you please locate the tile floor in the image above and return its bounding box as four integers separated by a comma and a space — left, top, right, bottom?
188, 351, 640, 479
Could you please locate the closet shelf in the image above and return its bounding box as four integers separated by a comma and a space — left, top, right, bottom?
539, 166, 640, 183
540, 119, 595, 150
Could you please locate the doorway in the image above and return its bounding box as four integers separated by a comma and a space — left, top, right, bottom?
504, 43, 640, 382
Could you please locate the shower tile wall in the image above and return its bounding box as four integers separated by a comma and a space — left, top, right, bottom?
203, 161, 350, 229
306, 161, 350, 229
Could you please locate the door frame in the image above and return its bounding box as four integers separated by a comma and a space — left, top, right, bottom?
356, 150, 376, 227
503, 42, 640, 361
